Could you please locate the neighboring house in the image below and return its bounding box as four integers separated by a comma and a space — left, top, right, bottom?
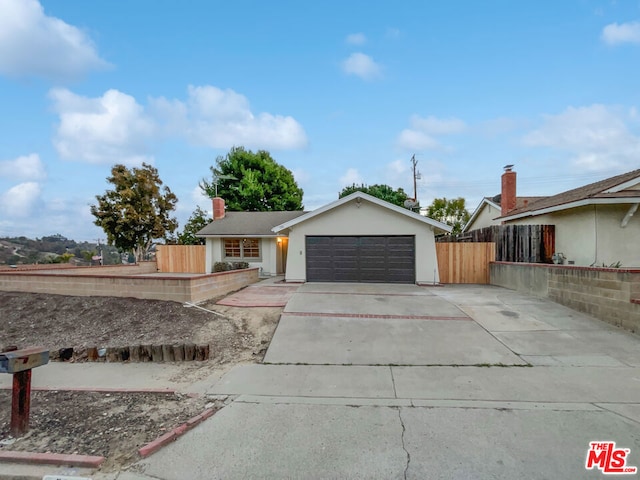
463, 195, 545, 233
271, 191, 451, 284
497, 167, 640, 267
197, 197, 306, 276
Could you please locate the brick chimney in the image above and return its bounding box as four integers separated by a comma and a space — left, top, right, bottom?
501, 165, 516, 216
212, 197, 225, 220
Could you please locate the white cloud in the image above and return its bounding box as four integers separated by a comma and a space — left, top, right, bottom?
602, 21, 640, 45
151, 85, 308, 150
345, 33, 367, 45
191, 185, 211, 211
0, 0, 110, 80
397, 115, 466, 151
0, 154, 46, 180
522, 104, 640, 171
339, 168, 363, 186
342, 53, 382, 81
0, 182, 42, 217
50, 88, 156, 165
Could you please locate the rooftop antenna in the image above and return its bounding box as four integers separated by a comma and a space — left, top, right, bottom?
211, 173, 237, 197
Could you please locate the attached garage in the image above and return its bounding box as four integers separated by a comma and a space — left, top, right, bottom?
306, 236, 415, 283
272, 192, 451, 284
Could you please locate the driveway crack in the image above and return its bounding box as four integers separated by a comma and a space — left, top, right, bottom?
389, 366, 398, 399
397, 408, 410, 480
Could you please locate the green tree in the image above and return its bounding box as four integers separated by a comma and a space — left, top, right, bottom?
200, 147, 303, 211
424, 197, 471, 235
339, 184, 412, 209
91, 163, 178, 262
81, 250, 97, 262
178, 206, 210, 245
53, 252, 75, 263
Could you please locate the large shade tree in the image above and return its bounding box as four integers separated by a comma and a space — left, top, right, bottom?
339, 184, 413, 209
199, 147, 303, 211
424, 197, 471, 235
91, 163, 178, 261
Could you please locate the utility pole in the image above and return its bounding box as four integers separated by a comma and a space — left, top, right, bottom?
411, 154, 421, 204
95, 239, 104, 266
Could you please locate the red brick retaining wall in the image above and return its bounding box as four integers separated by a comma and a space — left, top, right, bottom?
0, 265, 259, 303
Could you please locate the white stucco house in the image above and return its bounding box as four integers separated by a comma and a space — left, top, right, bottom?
497, 168, 640, 267
463, 196, 544, 233
197, 192, 451, 283
197, 197, 305, 277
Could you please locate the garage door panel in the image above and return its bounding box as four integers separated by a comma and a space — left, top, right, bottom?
306, 236, 415, 283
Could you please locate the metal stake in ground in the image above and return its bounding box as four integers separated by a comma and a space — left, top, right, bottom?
0, 346, 49, 437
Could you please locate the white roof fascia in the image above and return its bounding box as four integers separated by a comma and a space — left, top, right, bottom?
602, 176, 640, 193
500, 196, 640, 221
271, 191, 453, 233
462, 198, 500, 233
196, 234, 280, 238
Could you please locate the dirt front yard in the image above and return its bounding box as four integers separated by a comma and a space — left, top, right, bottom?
0, 290, 282, 471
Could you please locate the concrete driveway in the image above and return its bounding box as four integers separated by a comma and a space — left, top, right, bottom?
131, 284, 640, 480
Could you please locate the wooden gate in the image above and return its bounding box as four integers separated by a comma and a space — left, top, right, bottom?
156, 245, 206, 273
436, 242, 495, 284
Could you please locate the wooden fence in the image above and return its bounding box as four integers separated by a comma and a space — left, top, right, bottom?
436, 242, 495, 284
437, 225, 555, 263
156, 245, 206, 273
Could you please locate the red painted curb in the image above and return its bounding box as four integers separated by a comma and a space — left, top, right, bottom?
138, 407, 215, 458
281, 312, 470, 321
0, 450, 105, 468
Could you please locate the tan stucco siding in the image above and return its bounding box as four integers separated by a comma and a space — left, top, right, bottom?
508, 204, 640, 267
285, 199, 440, 283
468, 204, 501, 231
205, 238, 279, 275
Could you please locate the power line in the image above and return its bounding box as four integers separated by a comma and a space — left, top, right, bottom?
418, 171, 619, 190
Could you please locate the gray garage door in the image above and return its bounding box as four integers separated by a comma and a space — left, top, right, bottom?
306, 236, 415, 283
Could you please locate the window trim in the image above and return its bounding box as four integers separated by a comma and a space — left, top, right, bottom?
223, 237, 262, 261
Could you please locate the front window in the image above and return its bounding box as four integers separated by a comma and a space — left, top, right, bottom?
224, 238, 261, 260
242, 238, 260, 258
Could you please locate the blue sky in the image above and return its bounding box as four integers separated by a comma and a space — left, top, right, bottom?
0, 0, 639, 240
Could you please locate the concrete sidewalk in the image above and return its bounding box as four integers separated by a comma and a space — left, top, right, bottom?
0, 361, 227, 395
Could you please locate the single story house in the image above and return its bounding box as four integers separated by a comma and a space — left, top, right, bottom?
463, 195, 545, 233
197, 197, 305, 277
496, 167, 640, 267
197, 192, 451, 284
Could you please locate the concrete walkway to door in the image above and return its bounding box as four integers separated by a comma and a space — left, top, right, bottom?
130, 283, 640, 480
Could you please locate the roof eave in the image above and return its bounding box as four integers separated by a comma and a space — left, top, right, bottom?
462, 198, 500, 233
196, 234, 282, 238
500, 196, 640, 221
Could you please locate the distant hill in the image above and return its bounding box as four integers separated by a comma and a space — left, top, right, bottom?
0, 234, 124, 266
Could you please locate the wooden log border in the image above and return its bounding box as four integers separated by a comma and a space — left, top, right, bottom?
51, 344, 211, 363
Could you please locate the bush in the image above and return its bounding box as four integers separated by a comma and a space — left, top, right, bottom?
214, 262, 231, 272
213, 261, 250, 273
